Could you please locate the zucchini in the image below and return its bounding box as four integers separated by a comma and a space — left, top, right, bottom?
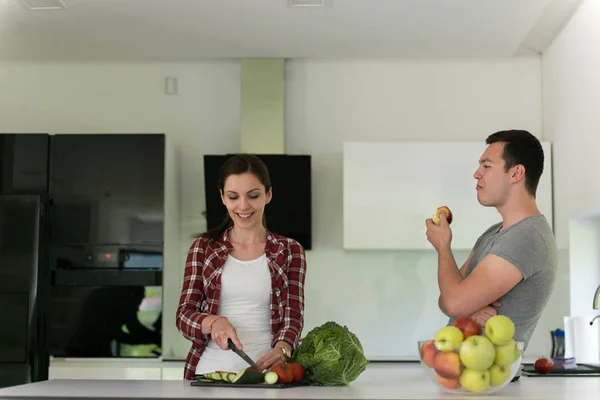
231, 368, 265, 384
264, 371, 279, 385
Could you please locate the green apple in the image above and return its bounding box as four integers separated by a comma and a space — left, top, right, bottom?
459, 335, 495, 371
489, 364, 511, 386
484, 315, 515, 345
434, 326, 464, 352
460, 368, 490, 393
494, 340, 521, 366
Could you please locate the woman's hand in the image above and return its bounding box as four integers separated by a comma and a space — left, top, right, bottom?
256, 347, 287, 372
469, 301, 501, 327
209, 317, 243, 351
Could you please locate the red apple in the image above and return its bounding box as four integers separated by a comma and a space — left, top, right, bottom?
436, 374, 461, 389
534, 357, 553, 374
434, 351, 462, 379
421, 340, 439, 368
453, 316, 482, 339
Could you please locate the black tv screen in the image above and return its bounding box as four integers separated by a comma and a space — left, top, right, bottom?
203, 154, 312, 250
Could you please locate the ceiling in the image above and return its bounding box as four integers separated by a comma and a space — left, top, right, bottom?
0, 0, 583, 61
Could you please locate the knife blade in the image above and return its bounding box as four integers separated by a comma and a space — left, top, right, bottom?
228, 338, 260, 371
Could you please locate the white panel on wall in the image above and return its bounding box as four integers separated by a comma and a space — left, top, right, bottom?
343, 141, 553, 250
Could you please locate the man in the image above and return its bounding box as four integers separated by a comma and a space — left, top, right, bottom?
425, 130, 557, 367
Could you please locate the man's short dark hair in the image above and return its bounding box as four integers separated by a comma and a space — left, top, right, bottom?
486, 129, 544, 197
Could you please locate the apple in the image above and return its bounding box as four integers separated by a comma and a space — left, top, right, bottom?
494, 340, 521, 366
484, 315, 515, 345
459, 335, 495, 371
436, 374, 461, 389
433, 351, 462, 379
421, 340, 439, 368
489, 364, 511, 386
534, 357, 553, 374
432, 206, 453, 225
434, 326, 464, 352
460, 368, 491, 393
453, 316, 482, 339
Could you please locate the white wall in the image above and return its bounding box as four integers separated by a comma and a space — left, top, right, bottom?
285, 57, 566, 358
0, 56, 567, 364
542, 0, 600, 318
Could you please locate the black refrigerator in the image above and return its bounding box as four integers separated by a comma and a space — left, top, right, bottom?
0, 194, 50, 388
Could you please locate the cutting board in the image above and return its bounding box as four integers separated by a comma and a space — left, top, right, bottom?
190, 380, 309, 389
521, 363, 600, 377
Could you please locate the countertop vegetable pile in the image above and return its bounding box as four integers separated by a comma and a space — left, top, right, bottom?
290, 321, 369, 386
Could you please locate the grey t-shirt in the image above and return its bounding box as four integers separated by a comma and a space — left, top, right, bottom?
448, 215, 557, 351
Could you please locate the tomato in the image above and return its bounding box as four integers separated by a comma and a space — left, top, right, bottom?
289, 363, 305, 382
534, 357, 553, 374
270, 362, 294, 384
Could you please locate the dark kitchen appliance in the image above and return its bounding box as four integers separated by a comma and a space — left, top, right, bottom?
0, 194, 50, 388
0, 133, 166, 388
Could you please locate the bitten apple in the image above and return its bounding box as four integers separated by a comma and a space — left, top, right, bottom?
432, 206, 453, 225
421, 340, 439, 368
434, 351, 462, 380
453, 316, 482, 339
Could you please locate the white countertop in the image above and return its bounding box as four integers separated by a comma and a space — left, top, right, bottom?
1, 363, 599, 399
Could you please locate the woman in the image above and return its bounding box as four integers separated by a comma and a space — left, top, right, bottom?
175, 154, 307, 380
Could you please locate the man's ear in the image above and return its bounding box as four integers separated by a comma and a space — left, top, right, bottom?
510, 165, 526, 183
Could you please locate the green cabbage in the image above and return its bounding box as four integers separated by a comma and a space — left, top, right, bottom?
291, 321, 369, 386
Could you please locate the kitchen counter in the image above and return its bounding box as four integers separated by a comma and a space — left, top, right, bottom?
1, 363, 599, 400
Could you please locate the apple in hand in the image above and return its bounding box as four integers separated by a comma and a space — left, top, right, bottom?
494, 340, 521, 366
484, 315, 515, 345
434, 326, 464, 352
433, 351, 462, 379
460, 368, 491, 393
421, 340, 439, 368
453, 316, 482, 339
432, 206, 453, 225
459, 335, 495, 371
489, 364, 511, 386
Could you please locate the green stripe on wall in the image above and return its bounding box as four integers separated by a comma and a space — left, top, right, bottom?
240, 58, 285, 154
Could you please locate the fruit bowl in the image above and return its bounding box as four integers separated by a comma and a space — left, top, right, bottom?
418, 315, 524, 395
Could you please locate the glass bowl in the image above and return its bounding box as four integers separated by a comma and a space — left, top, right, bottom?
418, 338, 524, 395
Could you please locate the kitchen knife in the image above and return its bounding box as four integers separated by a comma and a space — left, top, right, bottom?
228, 338, 260, 371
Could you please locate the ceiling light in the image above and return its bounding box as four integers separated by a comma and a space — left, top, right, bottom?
19, 0, 66, 10
288, 0, 327, 7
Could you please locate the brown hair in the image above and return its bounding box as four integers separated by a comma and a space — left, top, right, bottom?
485, 129, 544, 198
196, 154, 272, 242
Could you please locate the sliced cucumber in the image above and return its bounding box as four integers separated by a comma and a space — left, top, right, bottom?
209, 372, 223, 381
220, 372, 230, 382
199, 378, 213, 383
264, 371, 279, 385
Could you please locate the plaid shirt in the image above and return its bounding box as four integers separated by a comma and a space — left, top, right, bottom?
175, 227, 307, 380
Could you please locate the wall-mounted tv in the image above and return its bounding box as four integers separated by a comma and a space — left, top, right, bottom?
203, 154, 312, 250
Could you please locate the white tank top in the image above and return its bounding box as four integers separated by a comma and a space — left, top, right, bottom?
194, 254, 273, 375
